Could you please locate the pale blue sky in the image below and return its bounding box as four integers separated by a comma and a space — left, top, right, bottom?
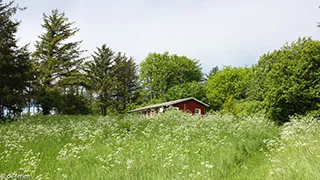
14, 0, 320, 73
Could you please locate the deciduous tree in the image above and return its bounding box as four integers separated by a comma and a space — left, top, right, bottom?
165, 81, 207, 103
139, 52, 203, 100
254, 37, 320, 122
206, 66, 252, 110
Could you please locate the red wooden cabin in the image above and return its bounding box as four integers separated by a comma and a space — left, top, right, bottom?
128, 97, 209, 117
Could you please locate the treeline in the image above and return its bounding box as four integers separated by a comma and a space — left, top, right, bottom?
1, 1, 320, 123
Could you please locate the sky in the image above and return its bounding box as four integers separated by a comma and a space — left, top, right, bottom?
13, 0, 320, 73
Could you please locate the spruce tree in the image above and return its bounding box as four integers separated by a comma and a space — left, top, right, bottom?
112, 52, 139, 112
85, 44, 139, 115
33, 9, 86, 114
85, 44, 114, 116
205, 66, 219, 81
0, 1, 34, 119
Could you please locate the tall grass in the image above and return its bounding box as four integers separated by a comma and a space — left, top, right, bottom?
0, 111, 318, 179
266, 116, 320, 179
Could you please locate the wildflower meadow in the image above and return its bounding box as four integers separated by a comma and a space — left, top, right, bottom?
0, 110, 319, 179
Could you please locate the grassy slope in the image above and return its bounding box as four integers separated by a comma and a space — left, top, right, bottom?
0, 111, 319, 179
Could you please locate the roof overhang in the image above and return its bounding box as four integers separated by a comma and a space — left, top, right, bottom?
128, 97, 209, 113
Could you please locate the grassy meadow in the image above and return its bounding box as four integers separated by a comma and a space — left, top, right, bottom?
0, 110, 319, 179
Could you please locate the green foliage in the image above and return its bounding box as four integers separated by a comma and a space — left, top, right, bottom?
85, 44, 139, 115
33, 9, 85, 88
221, 96, 237, 114
59, 93, 92, 115
165, 81, 208, 102
135, 96, 167, 108
139, 52, 203, 100
33, 9, 87, 115
305, 109, 320, 119
254, 37, 320, 122
221, 98, 265, 115
112, 52, 139, 112
36, 87, 62, 115
205, 65, 219, 82
0, 0, 34, 120
85, 44, 114, 116
206, 66, 253, 110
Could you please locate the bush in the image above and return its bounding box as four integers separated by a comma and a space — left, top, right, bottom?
305, 109, 320, 119
221, 98, 265, 115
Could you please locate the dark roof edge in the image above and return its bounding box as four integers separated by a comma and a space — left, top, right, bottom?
128, 97, 209, 112
190, 97, 210, 107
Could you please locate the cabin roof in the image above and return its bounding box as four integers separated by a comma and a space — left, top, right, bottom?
128, 97, 209, 112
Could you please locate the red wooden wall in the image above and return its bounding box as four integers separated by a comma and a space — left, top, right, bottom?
173, 99, 205, 115
143, 99, 206, 117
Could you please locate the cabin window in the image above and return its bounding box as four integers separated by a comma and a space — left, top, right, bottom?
195, 108, 201, 115
151, 109, 155, 117
159, 107, 164, 114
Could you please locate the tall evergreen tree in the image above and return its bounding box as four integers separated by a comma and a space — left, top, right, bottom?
0, 1, 34, 120
33, 9, 86, 115
85, 44, 139, 115
112, 52, 139, 112
85, 44, 114, 116
205, 66, 219, 81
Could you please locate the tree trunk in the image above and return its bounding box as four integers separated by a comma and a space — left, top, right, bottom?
102, 107, 106, 116
42, 106, 50, 115
0, 105, 4, 120
27, 98, 31, 114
